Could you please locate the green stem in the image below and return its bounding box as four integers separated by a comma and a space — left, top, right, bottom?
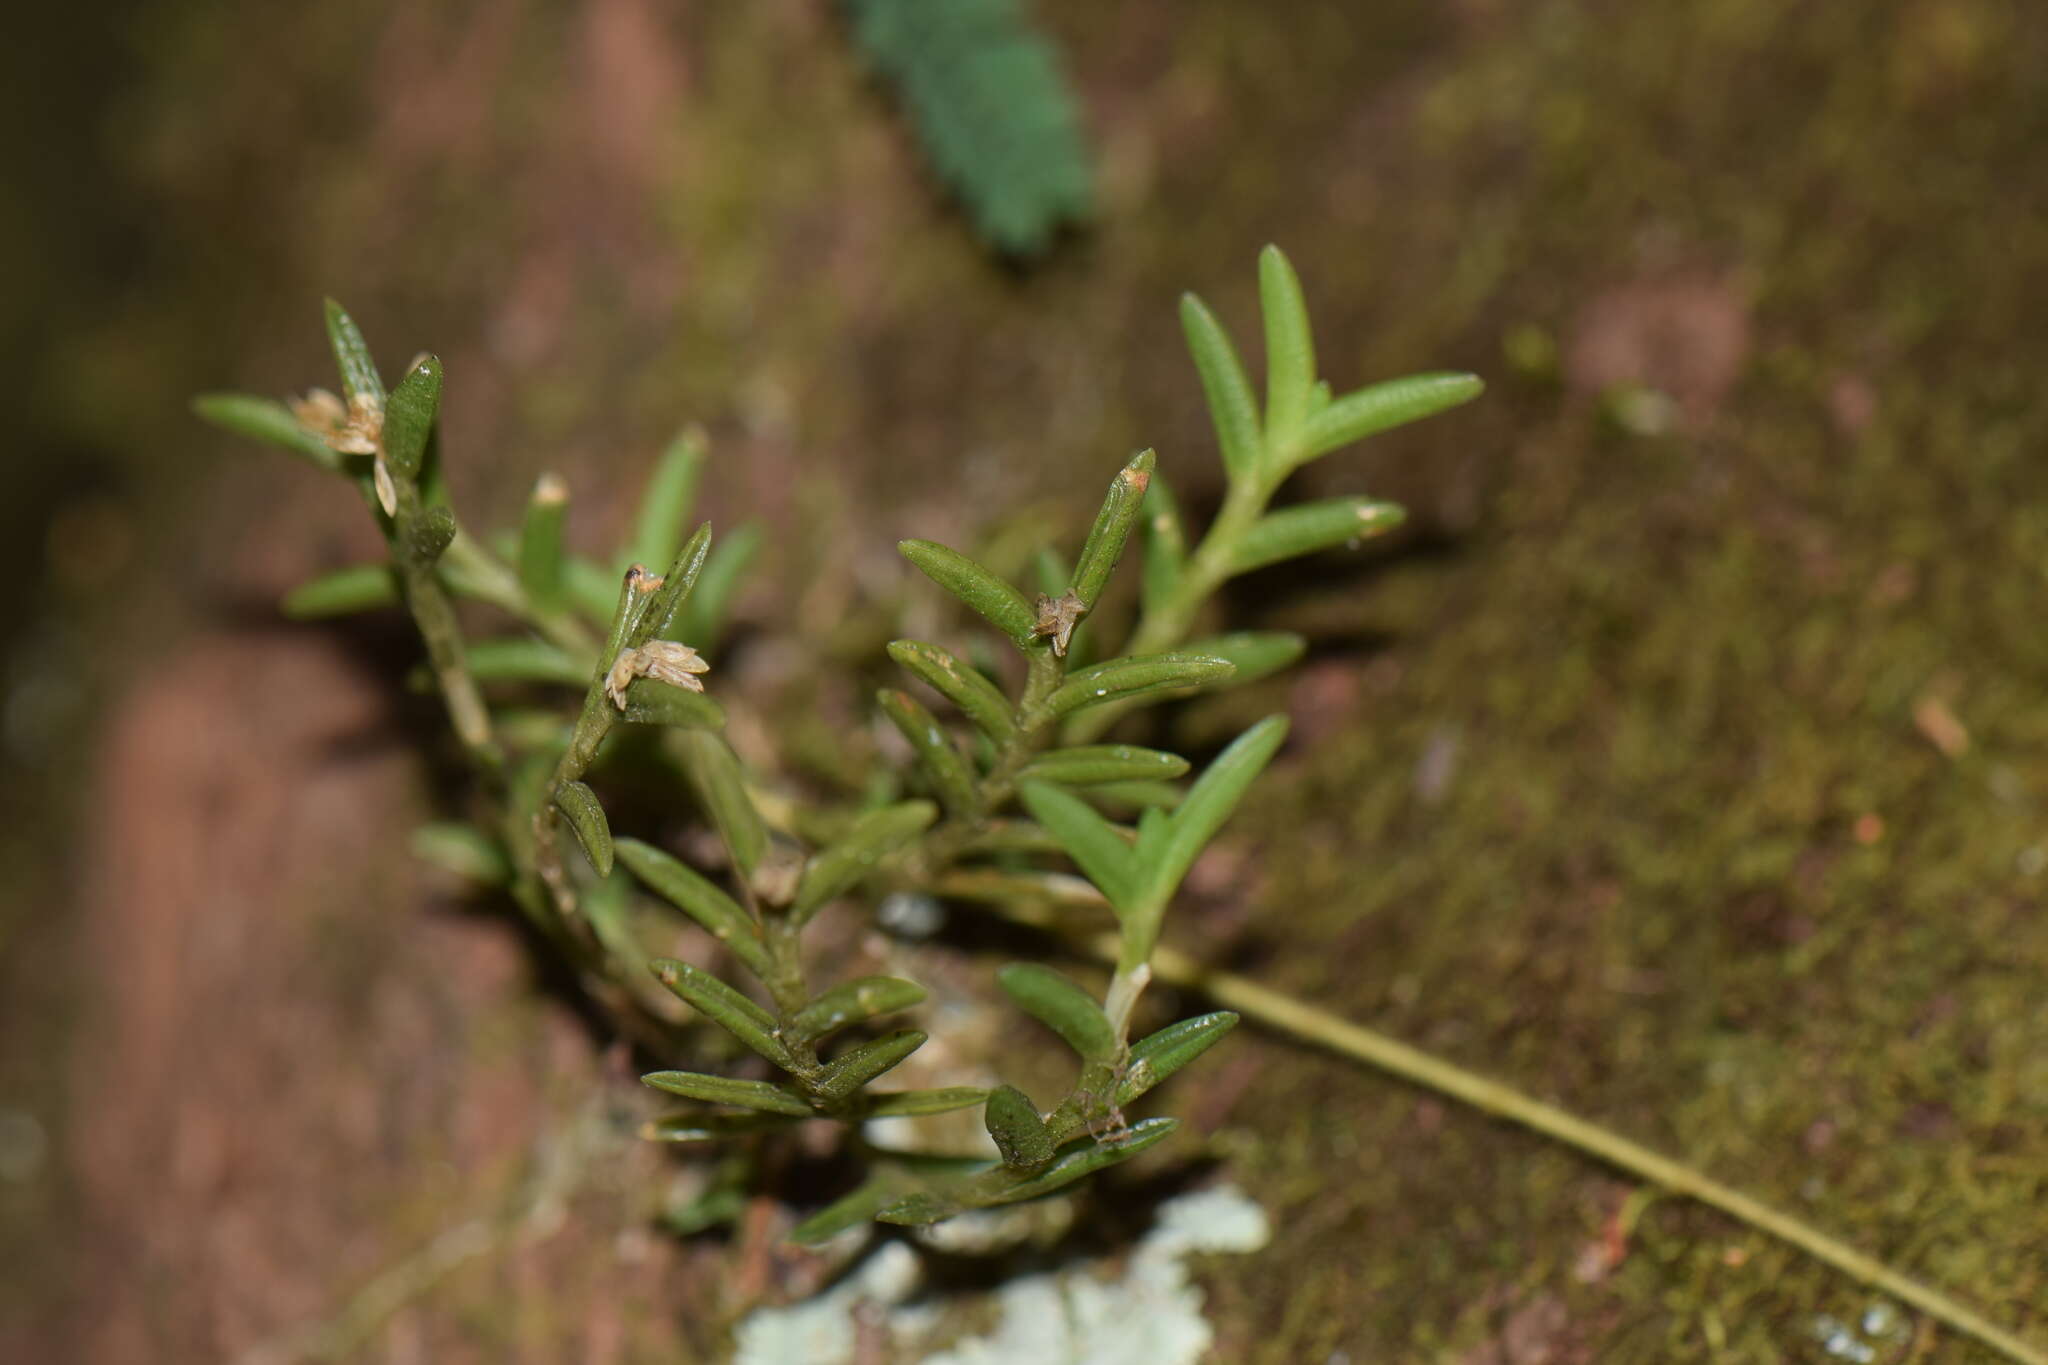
1125, 935, 2044, 1365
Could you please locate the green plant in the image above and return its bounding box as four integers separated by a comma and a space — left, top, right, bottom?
194, 249, 2047, 1365
194, 245, 1468, 1240
842, 0, 1093, 257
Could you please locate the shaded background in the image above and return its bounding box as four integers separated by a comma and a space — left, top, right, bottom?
3, 0, 2046, 1360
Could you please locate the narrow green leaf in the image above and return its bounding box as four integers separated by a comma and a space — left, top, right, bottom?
192, 393, 341, 472
641, 1071, 810, 1116
678, 521, 762, 649
887, 640, 1016, 742
1020, 745, 1190, 786
382, 354, 441, 477
1140, 715, 1289, 915
621, 678, 726, 730
409, 506, 457, 562
1044, 652, 1236, 718
1299, 372, 1484, 462
1033, 546, 1070, 598
322, 298, 385, 406
411, 822, 510, 886
639, 522, 714, 646
565, 555, 621, 625
1308, 379, 1332, 415
898, 540, 1038, 646
791, 800, 938, 925
792, 976, 928, 1041
1181, 631, 1307, 688
1116, 1012, 1238, 1106
1070, 449, 1156, 610
583, 869, 648, 979
519, 474, 569, 612
678, 731, 767, 878
860, 1087, 988, 1118
873, 1190, 968, 1226
650, 958, 794, 1069
789, 1177, 897, 1244
955, 820, 1065, 855
614, 838, 769, 979
1083, 781, 1184, 812
1139, 470, 1187, 618
1232, 498, 1406, 574
985, 1084, 1054, 1169
628, 426, 706, 575
878, 689, 979, 817
815, 1029, 926, 1102
1259, 245, 1315, 447
463, 637, 587, 686
982, 1117, 1179, 1206
1017, 782, 1139, 913
644, 1110, 801, 1143
997, 963, 1116, 1060
552, 780, 613, 876
1179, 293, 1261, 479
282, 564, 397, 618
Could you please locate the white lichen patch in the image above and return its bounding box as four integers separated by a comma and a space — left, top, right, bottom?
732, 1184, 1270, 1365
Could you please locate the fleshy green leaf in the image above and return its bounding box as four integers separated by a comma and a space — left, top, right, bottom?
792, 976, 928, 1041
791, 801, 938, 925
463, 637, 587, 685
1298, 372, 1484, 462
1139, 469, 1187, 618
552, 780, 613, 876
1179, 293, 1261, 479
620, 678, 726, 730
1179, 631, 1306, 688
1020, 745, 1190, 787
651, 959, 794, 1069
614, 838, 770, 979
996, 963, 1116, 1061
519, 474, 569, 612
192, 393, 342, 472
628, 426, 706, 576
411, 822, 510, 886
1044, 653, 1236, 718
382, 354, 441, 478
639, 522, 714, 646
1070, 449, 1156, 610
323, 298, 385, 406
985, 1084, 1054, 1169
641, 1070, 810, 1116
887, 640, 1017, 742
281, 564, 397, 618
1259, 245, 1315, 448
860, 1087, 989, 1118
1138, 715, 1289, 916
815, 1029, 927, 1102
1115, 1011, 1238, 1106
678, 731, 767, 879
788, 1177, 897, 1244
1018, 781, 1139, 913
1231, 498, 1405, 574
898, 539, 1038, 646
878, 689, 979, 817
982, 1117, 1179, 1206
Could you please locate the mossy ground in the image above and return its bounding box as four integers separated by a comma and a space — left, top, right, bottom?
4, 0, 2045, 1359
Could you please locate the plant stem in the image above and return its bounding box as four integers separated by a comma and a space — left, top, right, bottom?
1124, 933, 2044, 1365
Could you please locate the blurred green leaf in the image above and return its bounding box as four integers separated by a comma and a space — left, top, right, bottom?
1232, 498, 1405, 574
640, 522, 713, 646
997, 963, 1115, 1060
860, 1087, 989, 1118
788, 1176, 896, 1244
620, 678, 726, 730
678, 521, 762, 649
644, 1110, 801, 1143
878, 689, 979, 817
281, 563, 397, 618
411, 822, 510, 886
518, 474, 569, 613
1179, 293, 1260, 480
1179, 631, 1306, 687
1298, 372, 1483, 462
192, 393, 341, 472
1020, 745, 1189, 786
1018, 781, 1138, 913
463, 637, 587, 686
628, 426, 706, 575
1259, 245, 1315, 447
1139, 469, 1186, 618
1138, 715, 1289, 917
792, 800, 938, 925
678, 731, 767, 879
